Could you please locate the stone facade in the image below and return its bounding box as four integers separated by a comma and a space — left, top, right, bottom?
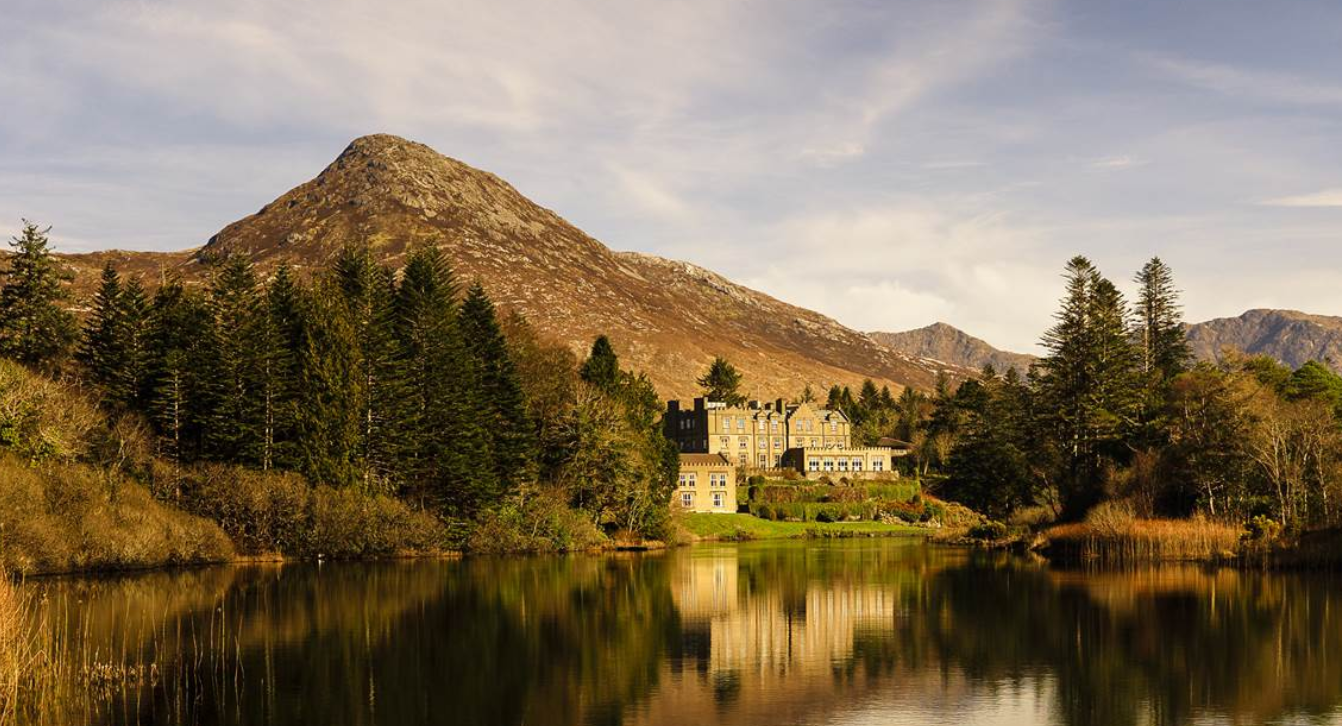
665, 398, 851, 469
676, 453, 738, 513
780, 446, 895, 479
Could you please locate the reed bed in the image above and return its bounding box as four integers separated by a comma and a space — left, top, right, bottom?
0, 570, 252, 725
1043, 518, 1243, 564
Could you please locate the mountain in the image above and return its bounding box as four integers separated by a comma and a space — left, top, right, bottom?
869, 323, 1037, 375
60, 134, 951, 398
1186, 309, 1342, 370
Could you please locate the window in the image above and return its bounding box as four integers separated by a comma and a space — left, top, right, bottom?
758, 454, 767, 467
838, 458, 849, 472
873, 459, 883, 472
811, 438, 819, 446
719, 436, 729, 449
737, 418, 745, 432
773, 455, 781, 467
758, 420, 766, 431
771, 421, 780, 432
738, 453, 747, 466
823, 458, 835, 472
680, 492, 694, 508
712, 491, 725, 508
773, 436, 781, 447
808, 458, 820, 472
738, 437, 748, 449
678, 473, 697, 488
830, 422, 838, 433
853, 459, 864, 472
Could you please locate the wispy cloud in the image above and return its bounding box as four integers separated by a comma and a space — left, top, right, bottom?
1145, 53, 1342, 106
1260, 189, 1342, 208
1090, 155, 1147, 169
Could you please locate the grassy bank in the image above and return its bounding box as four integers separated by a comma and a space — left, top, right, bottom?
681, 512, 924, 541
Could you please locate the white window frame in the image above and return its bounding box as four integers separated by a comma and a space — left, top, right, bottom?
681, 492, 694, 508
712, 491, 725, 508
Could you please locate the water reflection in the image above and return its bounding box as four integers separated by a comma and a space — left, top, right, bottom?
23, 541, 1342, 725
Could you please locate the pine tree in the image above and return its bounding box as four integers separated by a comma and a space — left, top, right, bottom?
1036, 256, 1140, 516
331, 248, 404, 487
395, 247, 493, 515
460, 282, 536, 498
696, 356, 746, 406
0, 221, 76, 369
293, 284, 362, 486
145, 277, 219, 464
1131, 257, 1192, 448
1133, 257, 1191, 381
119, 277, 151, 410
206, 256, 264, 462
78, 265, 127, 399
580, 335, 621, 391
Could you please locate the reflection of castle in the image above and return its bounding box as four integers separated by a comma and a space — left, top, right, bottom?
670, 549, 900, 676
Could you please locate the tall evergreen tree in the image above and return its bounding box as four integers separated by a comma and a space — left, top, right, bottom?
1036, 257, 1140, 516
332, 248, 404, 488
395, 248, 493, 515
0, 221, 76, 369
78, 265, 128, 398
145, 277, 219, 464
206, 256, 264, 462
580, 335, 621, 391
1133, 257, 1191, 381
696, 356, 746, 406
460, 282, 536, 498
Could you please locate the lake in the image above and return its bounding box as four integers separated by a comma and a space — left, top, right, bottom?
21, 539, 1342, 726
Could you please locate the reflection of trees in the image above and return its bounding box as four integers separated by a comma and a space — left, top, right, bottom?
852, 558, 1342, 726
38, 555, 682, 726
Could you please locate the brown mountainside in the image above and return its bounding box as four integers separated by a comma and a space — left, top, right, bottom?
60, 134, 952, 398
1186, 309, 1342, 370
869, 323, 1037, 375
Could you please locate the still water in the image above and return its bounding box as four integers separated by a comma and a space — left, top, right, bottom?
26, 539, 1342, 726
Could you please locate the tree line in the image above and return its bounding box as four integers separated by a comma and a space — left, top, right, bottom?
822, 256, 1342, 531
0, 221, 677, 538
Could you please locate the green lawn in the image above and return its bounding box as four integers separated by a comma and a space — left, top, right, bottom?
680, 512, 924, 540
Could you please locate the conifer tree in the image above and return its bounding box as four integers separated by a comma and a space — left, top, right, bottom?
78, 265, 128, 398
293, 282, 362, 486
206, 256, 264, 462
119, 277, 152, 409
0, 221, 76, 369
460, 282, 536, 497
696, 356, 746, 406
331, 248, 404, 487
145, 277, 219, 464
1036, 256, 1140, 516
580, 335, 621, 391
395, 248, 493, 515
1133, 257, 1191, 381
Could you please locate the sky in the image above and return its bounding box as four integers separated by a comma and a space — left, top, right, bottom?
3, 0, 1341, 353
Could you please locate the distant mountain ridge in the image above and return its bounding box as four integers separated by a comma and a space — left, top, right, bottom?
871, 310, 1342, 376
58, 134, 953, 398
869, 323, 1038, 374
1185, 309, 1342, 370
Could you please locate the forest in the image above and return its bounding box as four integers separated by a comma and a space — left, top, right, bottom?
0, 221, 677, 572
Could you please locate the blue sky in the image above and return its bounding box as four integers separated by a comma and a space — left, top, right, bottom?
3, 0, 1341, 352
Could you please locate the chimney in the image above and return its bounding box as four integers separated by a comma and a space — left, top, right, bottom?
694, 397, 705, 412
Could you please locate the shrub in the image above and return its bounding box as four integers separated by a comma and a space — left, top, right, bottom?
1243, 515, 1282, 543
815, 509, 836, 523
1085, 500, 1136, 537
755, 505, 774, 521
968, 521, 1009, 540
467, 486, 606, 553
167, 464, 448, 558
